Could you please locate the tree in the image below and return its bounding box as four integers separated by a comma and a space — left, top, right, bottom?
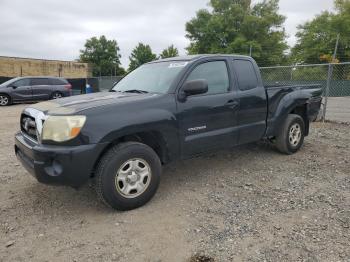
160, 45, 179, 59
185, 0, 288, 66
291, 0, 350, 64
128, 43, 157, 71
79, 35, 125, 76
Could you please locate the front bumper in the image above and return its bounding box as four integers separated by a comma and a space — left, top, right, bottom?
14, 132, 107, 188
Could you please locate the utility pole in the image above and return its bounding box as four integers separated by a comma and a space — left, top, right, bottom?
249, 45, 252, 57
323, 34, 340, 122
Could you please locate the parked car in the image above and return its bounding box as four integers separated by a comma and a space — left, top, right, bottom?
14, 55, 322, 210
0, 76, 72, 106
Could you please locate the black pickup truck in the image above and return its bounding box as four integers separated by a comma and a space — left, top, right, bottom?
15, 55, 322, 210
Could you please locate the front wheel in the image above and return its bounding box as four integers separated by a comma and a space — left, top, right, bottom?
275, 114, 305, 155
95, 142, 161, 210
0, 94, 11, 106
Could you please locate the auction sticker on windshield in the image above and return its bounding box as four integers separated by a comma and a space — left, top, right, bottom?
168, 62, 188, 68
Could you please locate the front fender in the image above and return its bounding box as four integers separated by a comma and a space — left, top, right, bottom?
82, 106, 180, 162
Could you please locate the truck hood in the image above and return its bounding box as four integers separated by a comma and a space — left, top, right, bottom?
29, 92, 159, 115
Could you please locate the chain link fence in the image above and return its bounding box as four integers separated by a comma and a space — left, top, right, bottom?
260, 62, 350, 97
97, 76, 123, 92
260, 62, 350, 122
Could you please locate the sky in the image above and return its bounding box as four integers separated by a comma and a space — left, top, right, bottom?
0, 0, 334, 68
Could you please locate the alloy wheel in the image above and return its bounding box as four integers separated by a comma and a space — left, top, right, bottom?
52, 93, 62, 99
0, 95, 9, 106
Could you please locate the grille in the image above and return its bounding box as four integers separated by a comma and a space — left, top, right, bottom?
21, 114, 38, 141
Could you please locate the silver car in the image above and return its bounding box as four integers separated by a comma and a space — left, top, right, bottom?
0, 77, 72, 106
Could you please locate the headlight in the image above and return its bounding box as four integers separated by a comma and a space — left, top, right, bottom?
41, 115, 86, 142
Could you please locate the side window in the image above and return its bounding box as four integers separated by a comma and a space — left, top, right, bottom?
31, 78, 49, 86
186, 61, 229, 95
232, 60, 258, 91
49, 78, 67, 85
12, 79, 30, 87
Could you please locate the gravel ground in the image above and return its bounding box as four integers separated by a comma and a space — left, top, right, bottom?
1, 104, 349, 262
326, 97, 350, 123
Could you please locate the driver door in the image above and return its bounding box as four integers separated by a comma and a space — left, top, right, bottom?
176, 60, 239, 157
10, 78, 32, 101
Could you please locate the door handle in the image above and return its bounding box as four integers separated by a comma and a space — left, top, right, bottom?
226, 100, 239, 109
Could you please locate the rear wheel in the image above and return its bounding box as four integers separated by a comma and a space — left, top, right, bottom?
275, 114, 305, 154
95, 142, 161, 210
0, 94, 11, 106
51, 91, 63, 99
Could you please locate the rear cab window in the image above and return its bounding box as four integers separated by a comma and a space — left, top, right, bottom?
232, 60, 259, 91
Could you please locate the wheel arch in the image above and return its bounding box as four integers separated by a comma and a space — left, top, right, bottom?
90, 130, 170, 178
289, 104, 309, 136
266, 99, 310, 138
51, 90, 63, 98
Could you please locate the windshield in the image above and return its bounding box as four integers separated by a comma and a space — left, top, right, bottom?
112, 61, 188, 93
0, 78, 19, 86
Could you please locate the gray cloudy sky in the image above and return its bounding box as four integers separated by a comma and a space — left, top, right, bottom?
0, 0, 334, 68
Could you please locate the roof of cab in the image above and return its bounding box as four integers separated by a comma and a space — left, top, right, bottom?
152, 54, 252, 64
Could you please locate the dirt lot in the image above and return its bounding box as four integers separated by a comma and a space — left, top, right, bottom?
1, 104, 349, 262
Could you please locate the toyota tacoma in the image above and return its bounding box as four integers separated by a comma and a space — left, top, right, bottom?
14, 55, 322, 210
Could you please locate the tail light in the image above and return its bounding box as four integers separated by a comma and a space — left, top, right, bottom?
64, 84, 72, 90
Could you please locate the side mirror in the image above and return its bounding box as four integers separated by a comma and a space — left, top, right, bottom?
9, 85, 17, 89
182, 79, 208, 97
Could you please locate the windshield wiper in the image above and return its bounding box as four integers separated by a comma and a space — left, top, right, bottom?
123, 89, 149, 94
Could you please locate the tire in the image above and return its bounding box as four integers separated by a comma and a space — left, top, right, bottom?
95, 142, 161, 211
0, 94, 11, 106
51, 91, 63, 99
275, 114, 305, 155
